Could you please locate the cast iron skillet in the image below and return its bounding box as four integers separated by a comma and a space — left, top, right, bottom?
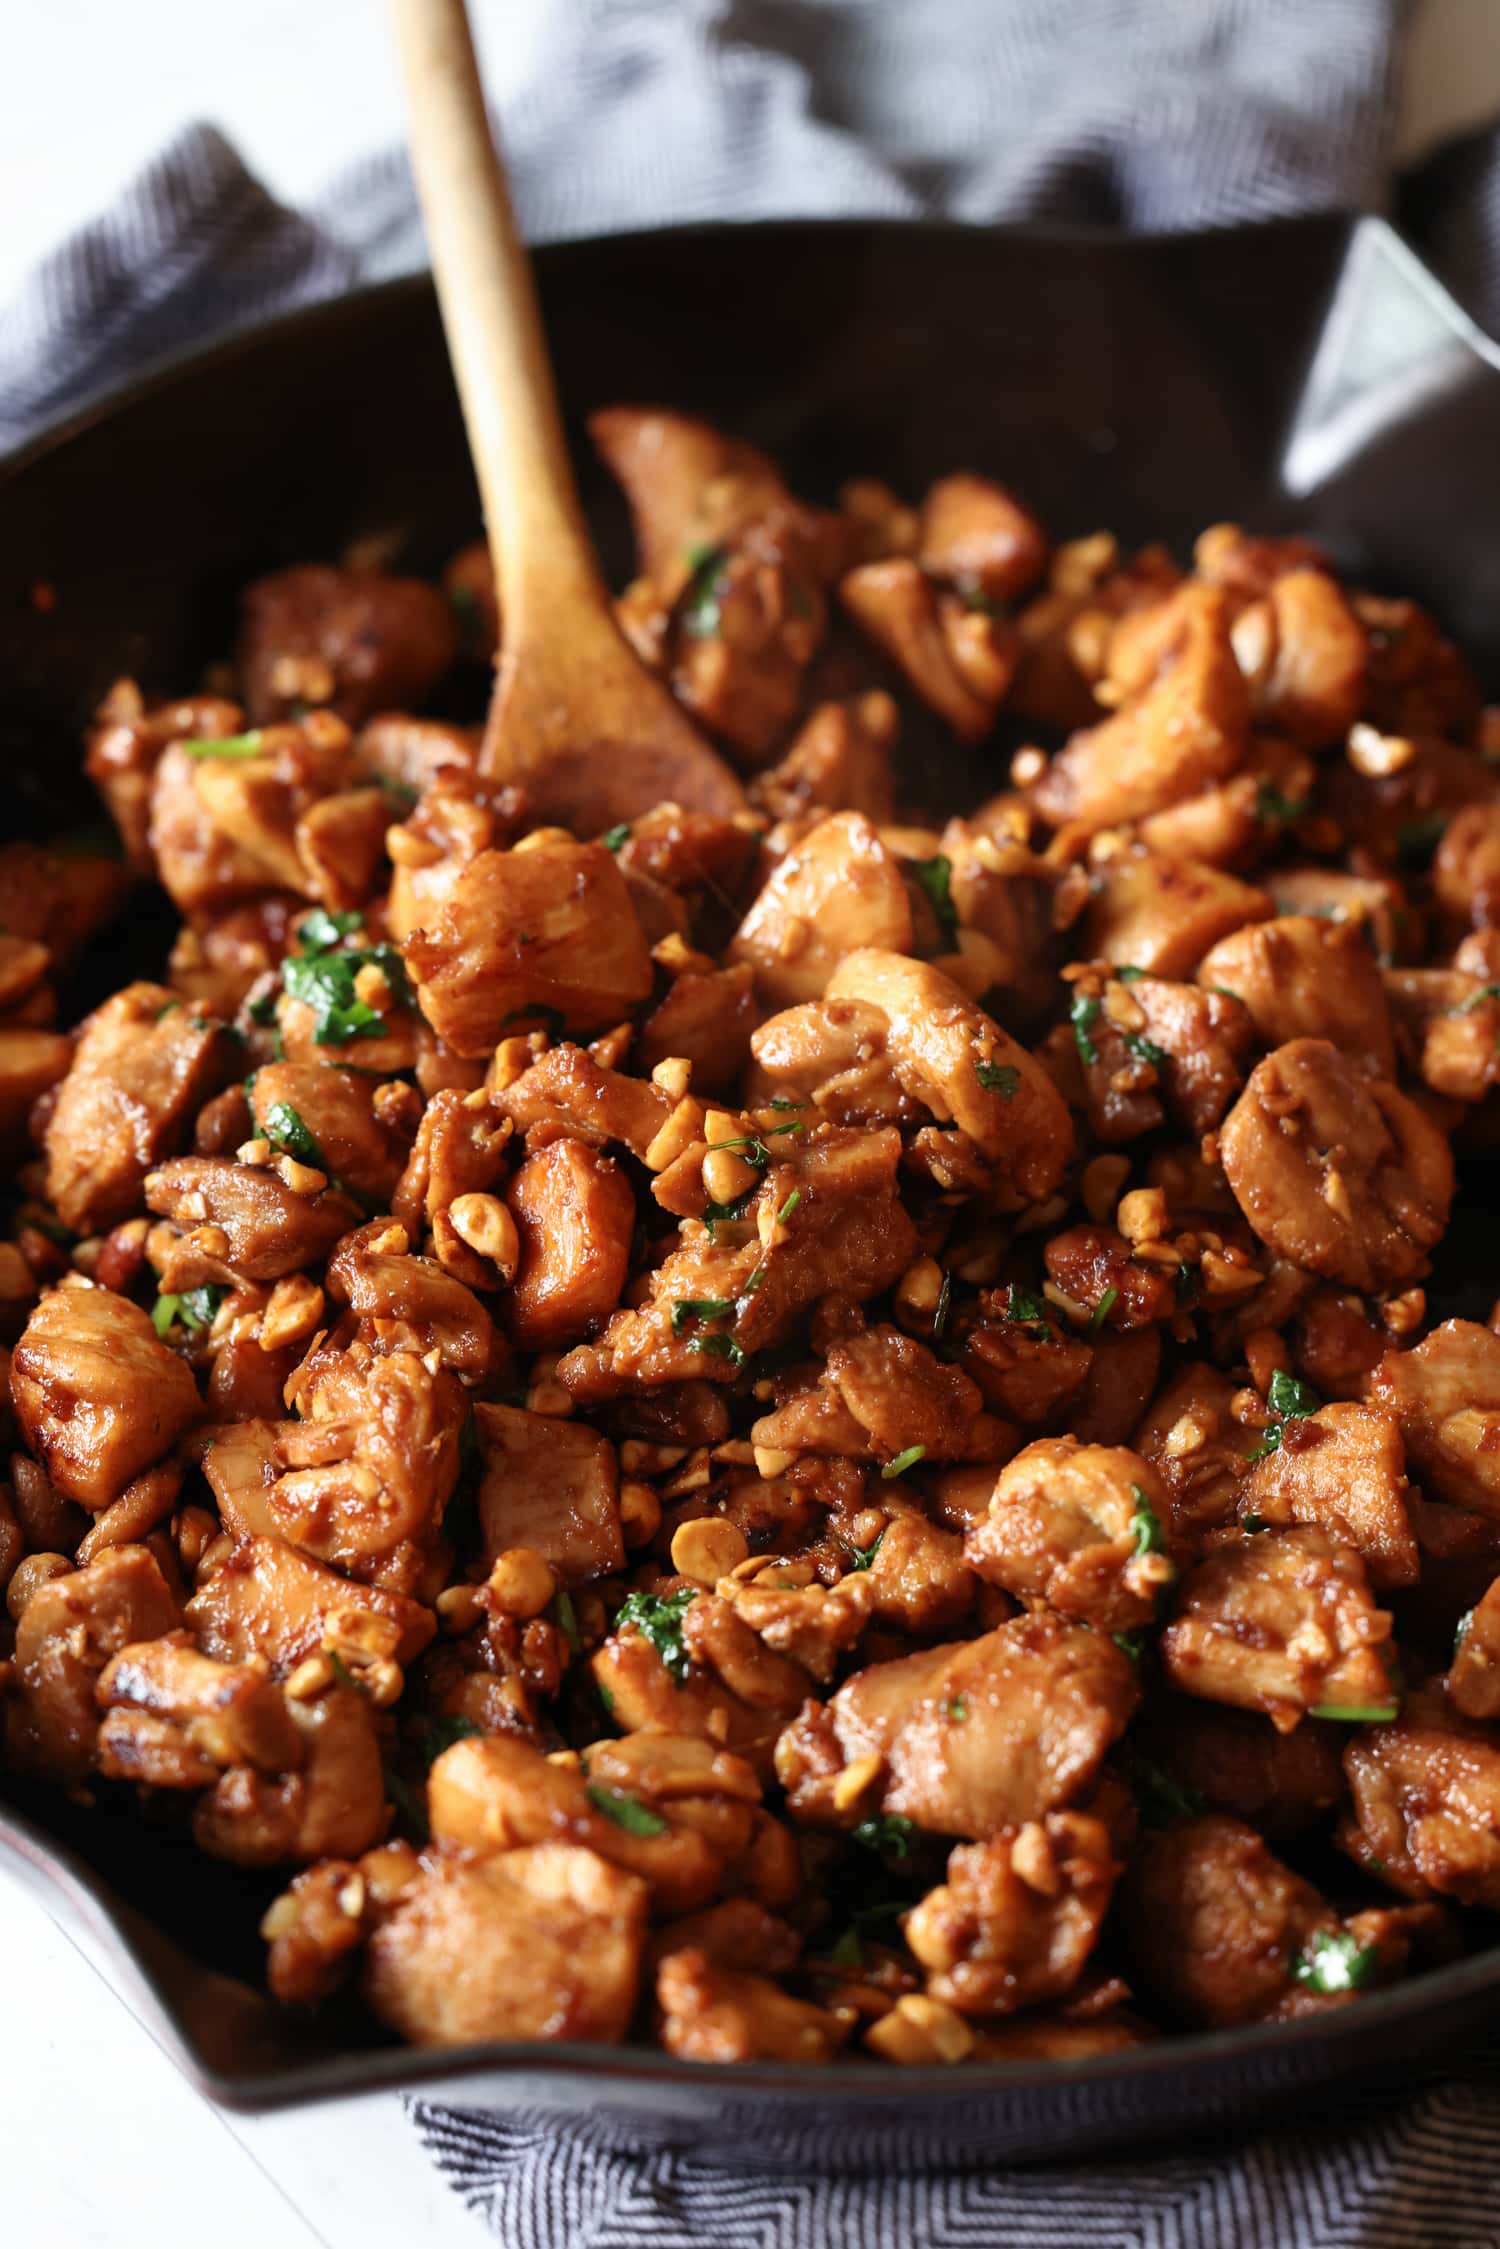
3, 213, 1500, 2166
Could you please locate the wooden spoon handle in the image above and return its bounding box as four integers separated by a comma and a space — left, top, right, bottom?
390, 0, 597, 618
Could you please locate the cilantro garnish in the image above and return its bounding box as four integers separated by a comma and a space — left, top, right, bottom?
616, 1586, 698, 1683
1291, 1929, 1379, 1994
586, 1785, 668, 1837
1071, 990, 1102, 1065
975, 1060, 1021, 1097
908, 854, 958, 943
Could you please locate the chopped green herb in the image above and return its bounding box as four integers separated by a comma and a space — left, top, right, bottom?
1255, 784, 1310, 825
1130, 1484, 1166, 1557
297, 907, 364, 952
975, 1059, 1021, 1097
151, 1283, 228, 1340
552, 1589, 581, 1653
680, 543, 730, 638
261, 1101, 327, 1172
1114, 965, 1146, 983
421, 1715, 483, 1766
1309, 1702, 1399, 1724
671, 1296, 736, 1333
768, 1096, 809, 1112
1070, 990, 1102, 1065
1090, 1286, 1119, 1334
1246, 1367, 1320, 1461
852, 1814, 918, 1861
1242, 1511, 1268, 1535
706, 1122, 807, 1171
616, 1586, 698, 1683
585, 1784, 668, 1837
740, 1265, 766, 1298
181, 730, 265, 760
817, 1898, 911, 1967
1004, 1283, 1053, 1338
690, 1331, 746, 1368
597, 1681, 616, 1718
776, 1188, 802, 1225
1396, 815, 1446, 869
1174, 1262, 1200, 1307
1450, 982, 1500, 1019
704, 1189, 757, 1241
601, 823, 631, 853
837, 1528, 886, 1572
280, 929, 410, 1047
948, 1695, 969, 1722
154, 999, 181, 1021
1117, 1743, 1205, 1829
1112, 1630, 1147, 1663
1123, 1031, 1168, 1067
1291, 1929, 1380, 1994
908, 854, 959, 943
382, 1760, 430, 1843
959, 584, 997, 616
328, 1650, 364, 1694
881, 1445, 927, 1481
378, 776, 420, 813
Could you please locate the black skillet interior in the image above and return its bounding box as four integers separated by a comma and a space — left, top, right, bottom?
4, 213, 1500, 2161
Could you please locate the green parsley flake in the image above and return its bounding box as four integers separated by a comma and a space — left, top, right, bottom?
690, 1331, 746, 1368
680, 544, 730, 638
1090, 1285, 1119, 1334
552, 1589, 581, 1653
881, 1444, 927, 1481
1004, 1283, 1053, 1338
975, 1059, 1021, 1097
151, 1283, 228, 1340
1291, 1929, 1379, 1994
601, 823, 631, 852
1129, 1484, 1166, 1557
671, 1296, 736, 1333
948, 1695, 969, 1722
1255, 784, 1310, 825
422, 1715, 483, 1766
182, 731, 265, 760
616, 1586, 698, 1684
1308, 1702, 1399, 1724
1070, 990, 1102, 1065
260, 1101, 327, 1173
585, 1785, 668, 1837
1124, 1030, 1168, 1067
1246, 1367, 1321, 1461
838, 1528, 886, 1572
852, 1813, 917, 1860
908, 854, 958, 943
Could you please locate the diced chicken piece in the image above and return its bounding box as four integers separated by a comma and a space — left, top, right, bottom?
1355, 592, 1481, 739
364, 1842, 647, 2048
1239, 1401, 1418, 1590
839, 559, 1016, 741
1370, 1320, 1500, 1519
821, 949, 1072, 1203
1034, 587, 1249, 828
0, 841, 129, 974
905, 1814, 1117, 2015
503, 1137, 635, 1351
590, 405, 830, 584
192, 1681, 387, 1865
248, 1062, 410, 1206
637, 965, 760, 1092
1323, 735, 1495, 873
146, 718, 358, 918
958, 1293, 1092, 1425
1431, 801, 1500, 931
1234, 568, 1366, 747
1070, 970, 1251, 1144
1133, 1697, 1345, 1834
1069, 1325, 1164, 1447
1160, 1526, 1396, 1731
207, 1348, 463, 1587
862, 1507, 977, 1637
95, 1630, 304, 1779
1266, 867, 1411, 964
0, 1029, 73, 1150
86, 682, 250, 866
749, 693, 898, 826
4, 1544, 181, 1783
1123, 1815, 1335, 2027
428, 1731, 755, 1914
1396, 968, 1500, 1104
588, 1603, 797, 1779
1042, 1225, 1180, 1331
1197, 915, 1396, 1074
390, 1085, 511, 1239
1448, 1577, 1500, 1720
916, 473, 1048, 603
184, 1535, 435, 1677
44, 982, 238, 1233
490, 1043, 671, 1161
260, 1854, 382, 2006
474, 1402, 623, 1584
237, 565, 458, 726
966, 1438, 1175, 1631
1082, 847, 1273, 979
144, 1155, 360, 1282
1338, 1689, 1500, 1908
657, 1949, 850, 2062
1219, 1040, 1453, 1293
752, 1323, 1005, 1467
1289, 1287, 1390, 1402
775, 1613, 1138, 1839
324, 1223, 494, 1383
11, 1287, 200, 1509
714, 1573, 877, 1685
668, 523, 826, 764
355, 709, 479, 792
729, 813, 914, 1009
403, 841, 653, 1056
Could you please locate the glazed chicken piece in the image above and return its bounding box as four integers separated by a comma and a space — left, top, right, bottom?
1225, 566, 1367, 748
1370, 1320, 1500, 1519
916, 472, 1048, 603
491, 1044, 671, 1163
323, 1222, 495, 1384
1067, 968, 1252, 1144
11, 1287, 200, 1509
750, 1323, 1007, 1467
1431, 802, 1500, 932
1122, 1815, 1339, 2028
237, 563, 459, 727
44, 982, 239, 1234
4, 1544, 181, 1784
473, 1403, 624, 1585
247, 1062, 412, 1208
184, 1534, 435, 1678
95, 1631, 304, 1786
728, 812, 916, 1008
1197, 914, 1397, 1075
191, 1679, 389, 1866
1238, 1401, 1418, 1591
403, 840, 654, 1056
965, 1438, 1175, 1632
1033, 586, 1250, 829
748, 693, 898, 826
905, 1813, 1117, 2017
775, 1613, 1138, 1839
1338, 1689, 1500, 1908
590, 404, 835, 585
1160, 1526, 1396, 1731
1447, 1578, 1500, 1721
839, 558, 1017, 742
0, 840, 129, 975
390, 1083, 513, 1239
1082, 846, 1273, 979
1132, 1697, 1345, 1835
503, 1137, 636, 1352
667, 518, 828, 764
85, 681, 251, 867
657, 1948, 851, 2062
144, 1153, 360, 1286
364, 1842, 648, 2048
1219, 1040, 1452, 1294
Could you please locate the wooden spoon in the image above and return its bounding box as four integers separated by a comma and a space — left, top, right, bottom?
391, 0, 746, 830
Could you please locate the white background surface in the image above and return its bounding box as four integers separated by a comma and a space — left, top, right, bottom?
7, 3, 1500, 2245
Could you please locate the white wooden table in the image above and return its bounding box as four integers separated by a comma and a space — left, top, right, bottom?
3, 2, 1500, 2242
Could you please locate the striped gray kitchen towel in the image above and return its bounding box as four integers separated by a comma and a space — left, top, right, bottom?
8, 3, 1500, 2242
